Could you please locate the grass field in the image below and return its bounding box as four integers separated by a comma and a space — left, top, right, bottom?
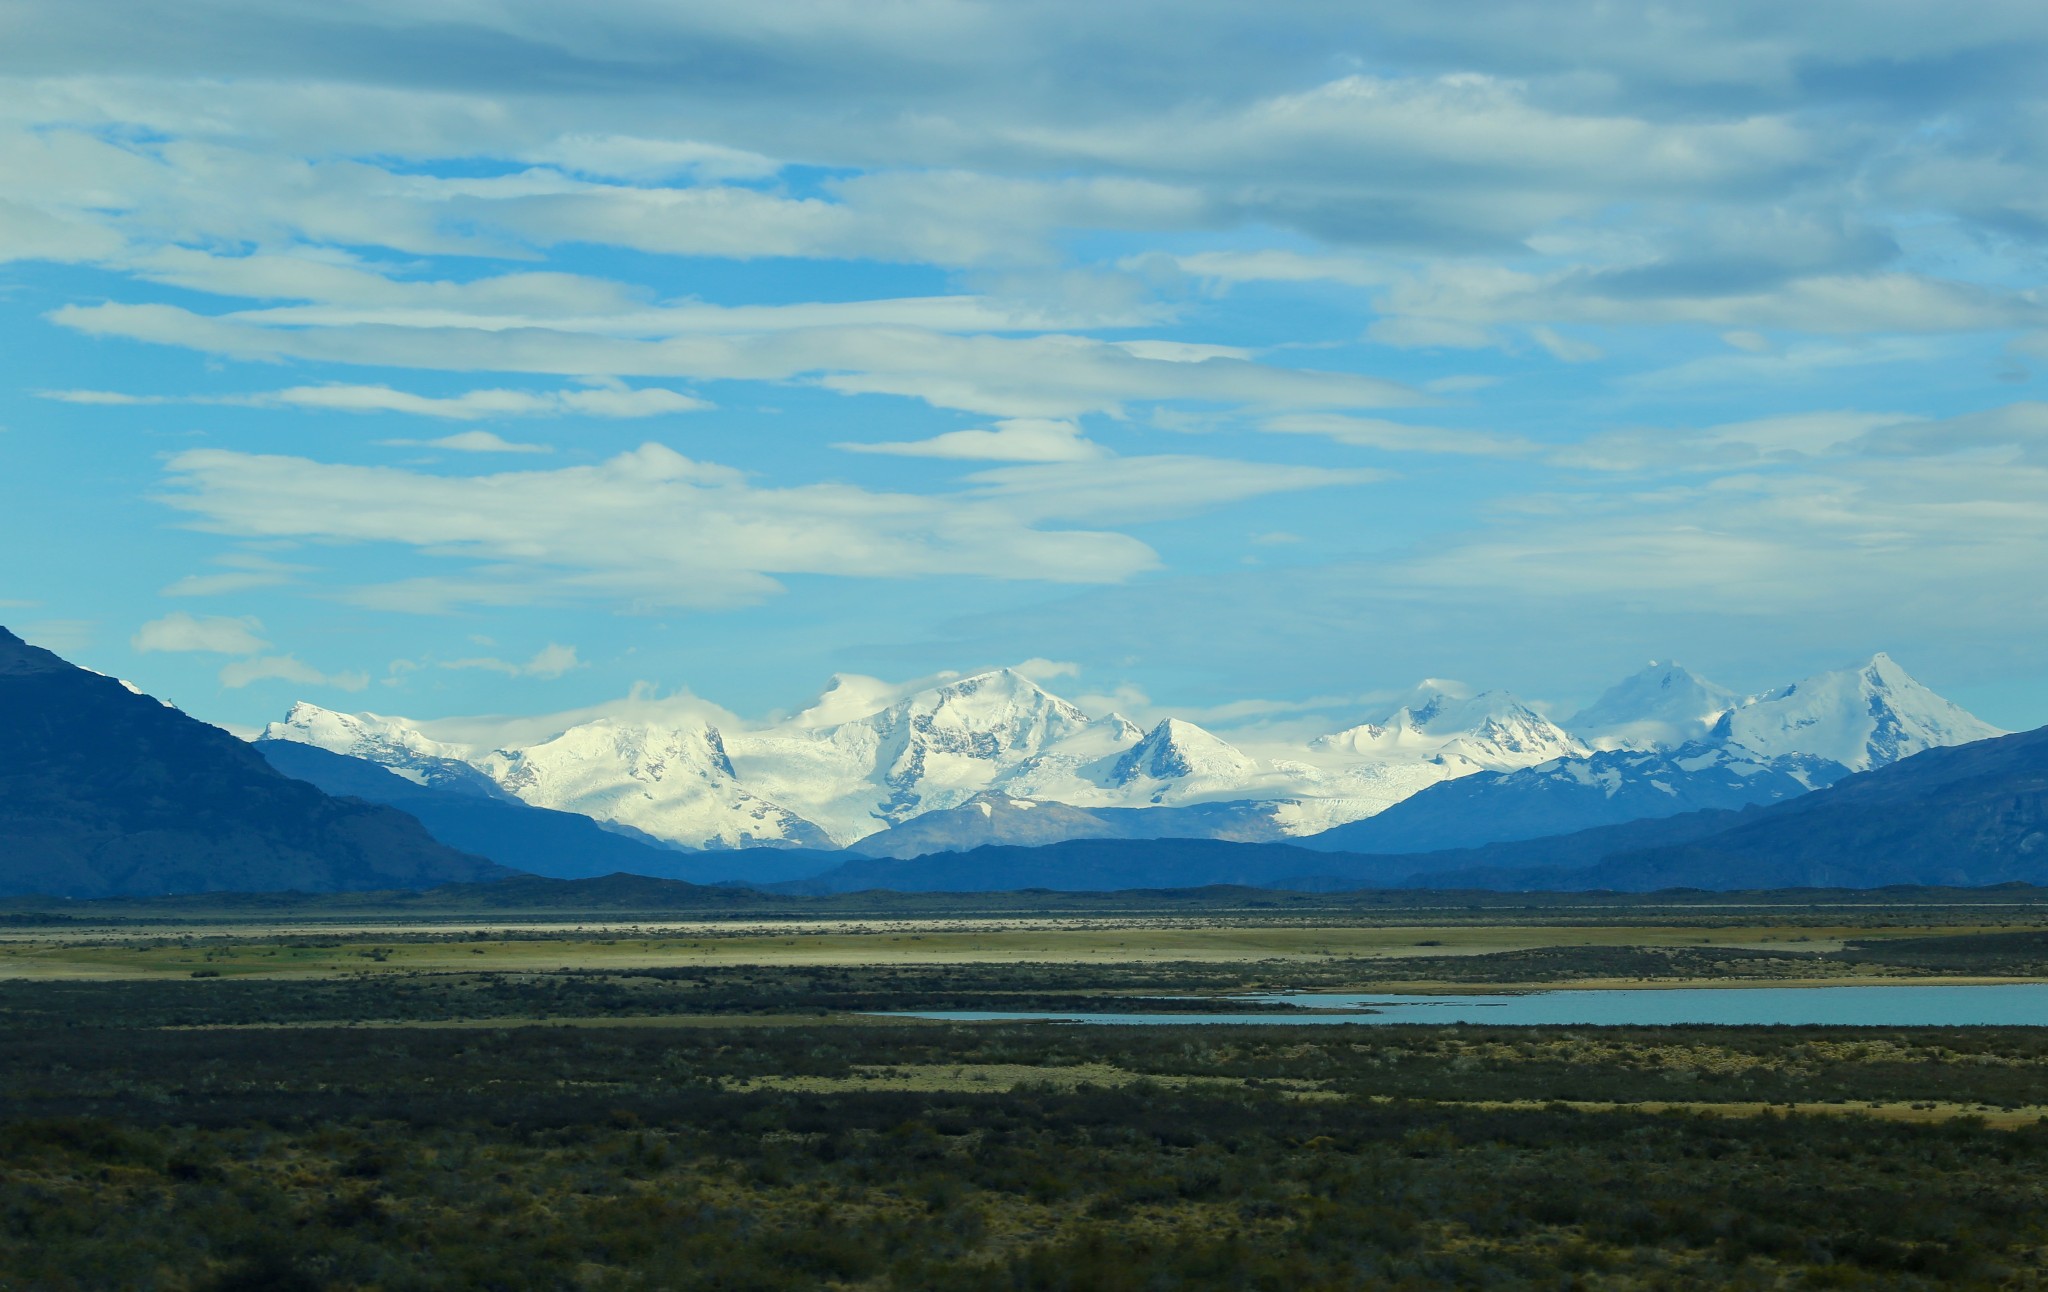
4, 910, 2046, 989
7, 892, 2048, 1286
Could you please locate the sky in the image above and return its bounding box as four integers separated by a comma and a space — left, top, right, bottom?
4, 0, 2048, 738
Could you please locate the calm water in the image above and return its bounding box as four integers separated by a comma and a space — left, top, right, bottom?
894, 983, 2048, 1027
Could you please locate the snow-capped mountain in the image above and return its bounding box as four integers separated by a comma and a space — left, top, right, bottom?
265, 702, 831, 851
726, 668, 1142, 840
476, 719, 833, 851
1110, 718, 1258, 803
255, 652, 2003, 859
1568, 663, 1742, 751
1712, 653, 2006, 772
264, 702, 509, 798
1300, 742, 1844, 854
1310, 682, 1586, 767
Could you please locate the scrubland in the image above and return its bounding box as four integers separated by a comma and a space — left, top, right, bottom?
4, 898, 2048, 1288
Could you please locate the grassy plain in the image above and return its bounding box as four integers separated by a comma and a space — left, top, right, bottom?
6, 888, 2048, 1287
6, 892, 2048, 988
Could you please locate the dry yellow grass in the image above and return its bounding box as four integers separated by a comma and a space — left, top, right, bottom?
1, 916, 2026, 982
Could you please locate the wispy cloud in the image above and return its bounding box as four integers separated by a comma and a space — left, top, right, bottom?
51, 303, 1422, 419
155, 443, 1374, 612
42, 383, 708, 421
219, 655, 370, 692
131, 612, 269, 655
381, 431, 552, 454
441, 643, 582, 679
1258, 414, 1537, 457
838, 418, 1105, 463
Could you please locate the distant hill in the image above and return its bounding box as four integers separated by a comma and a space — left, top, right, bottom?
786, 724, 2047, 893
0, 627, 507, 898
844, 791, 1291, 858
775, 837, 1407, 894
258, 741, 842, 885
1299, 743, 1841, 855
1501, 723, 2048, 891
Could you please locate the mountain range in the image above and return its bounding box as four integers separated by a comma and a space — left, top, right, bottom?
263, 653, 2002, 875
780, 720, 2048, 894
2, 621, 2037, 899
254, 740, 835, 885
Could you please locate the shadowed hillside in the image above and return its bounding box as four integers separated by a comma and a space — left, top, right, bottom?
0, 627, 507, 898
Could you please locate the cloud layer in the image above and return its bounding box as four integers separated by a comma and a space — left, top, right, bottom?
6, 1, 2048, 726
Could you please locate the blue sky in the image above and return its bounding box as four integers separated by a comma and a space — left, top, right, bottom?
4, 0, 2048, 734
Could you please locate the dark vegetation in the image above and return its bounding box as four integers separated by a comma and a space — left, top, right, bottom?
6, 1011, 2048, 1289
6, 875, 2047, 927
5, 919, 2048, 1286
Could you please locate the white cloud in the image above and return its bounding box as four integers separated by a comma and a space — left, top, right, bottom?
1071, 682, 1153, 720
219, 655, 370, 692
253, 383, 707, 419
131, 613, 269, 655
383, 431, 553, 454
1375, 265, 2041, 341
1620, 338, 1950, 389
155, 442, 1373, 612
1010, 658, 1082, 683
1164, 250, 1392, 290
516, 135, 780, 183
160, 571, 292, 597
1552, 410, 1912, 473
0, 197, 124, 263
959, 455, 1383, 525
158, 445, 1135, 610
43, 383, 709, 421
1364, 316, 1500, 350
1110, 340, 1253, 363
1376, 403, 2048, 618
838, 418, 1105, 463
442, 643, 582, 678
18, 620, 94, 653
158, 552, 310, 598
1528, 325, 1603, 363
53, 303, 1422, 418
1259, 413, 1537, 456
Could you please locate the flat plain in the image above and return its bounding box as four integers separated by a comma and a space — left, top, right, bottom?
7, 888, 2048, 1288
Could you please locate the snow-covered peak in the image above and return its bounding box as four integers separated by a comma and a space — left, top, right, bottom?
1114, 718, 1257, 786
477, 714, 829, 851
264, 701, 472, 765
1568, 661, 1741, 751
485, 717, 739, 792
845, 667, 1092, 758
1713, 653, 2004, 771
1096, 712, 1146, 744
1311, 684, 1585, 769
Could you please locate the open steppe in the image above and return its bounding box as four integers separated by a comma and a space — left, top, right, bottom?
8, 888, 2048, 1288
5, 889, 2048, 994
